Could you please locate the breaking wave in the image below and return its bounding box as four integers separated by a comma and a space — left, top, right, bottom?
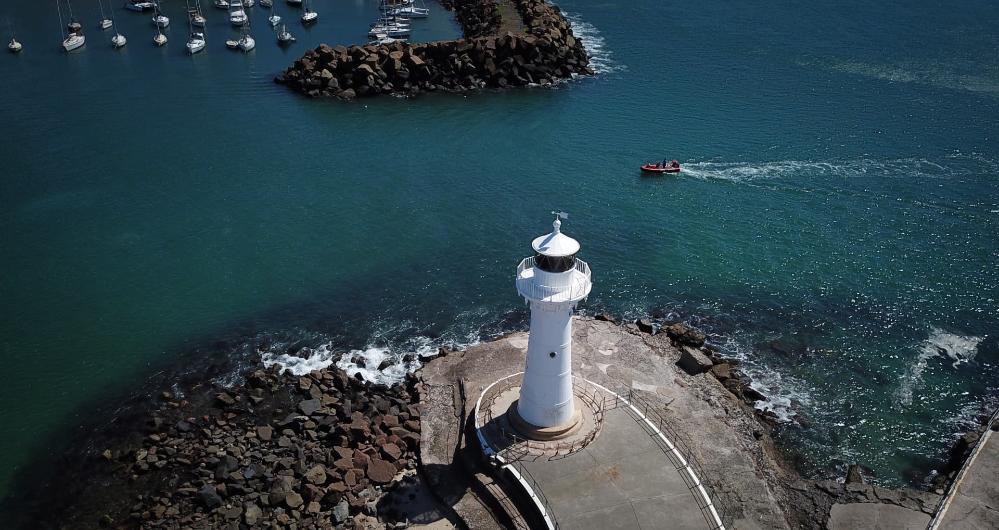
564, 13, 621, 74
258, 314, 496, 385
261, 342, 338, 377
897, 328, 984, 406
715, 335, 813, 422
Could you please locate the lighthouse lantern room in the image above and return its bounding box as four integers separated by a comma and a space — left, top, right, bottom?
511, 214, 592, 440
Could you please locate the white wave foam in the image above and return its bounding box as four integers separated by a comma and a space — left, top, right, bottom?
261, 342, 338, 376
563, 13, 621, 74
897, 328, 983, 406
714, 335, 812, 422
335, 336, 439, 386
679, 157, 984, 183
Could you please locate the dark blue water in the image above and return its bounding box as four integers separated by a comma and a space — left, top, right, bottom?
1, 0, 997, 494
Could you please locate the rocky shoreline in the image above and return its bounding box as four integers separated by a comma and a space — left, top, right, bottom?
275, 0, 592, 99
1, 314, 989, 529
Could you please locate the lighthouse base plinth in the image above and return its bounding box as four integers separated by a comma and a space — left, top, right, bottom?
507, 399, 583, 441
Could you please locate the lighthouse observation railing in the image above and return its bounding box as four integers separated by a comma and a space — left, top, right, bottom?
516, 257, 591, 302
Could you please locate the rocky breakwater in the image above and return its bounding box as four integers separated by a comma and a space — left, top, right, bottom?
275, 0, 592, 99
69, 366, 423, 529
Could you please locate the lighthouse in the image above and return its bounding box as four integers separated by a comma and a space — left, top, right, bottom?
511, 214, 592, 439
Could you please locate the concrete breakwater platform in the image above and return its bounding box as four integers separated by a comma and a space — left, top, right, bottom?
417, 317, 960, 530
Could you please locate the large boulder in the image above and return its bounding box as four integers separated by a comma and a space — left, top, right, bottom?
664, 323, 707, 347
677, 346, 712, 375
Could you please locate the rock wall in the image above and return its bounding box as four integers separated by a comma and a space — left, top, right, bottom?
276, 0, 592, 99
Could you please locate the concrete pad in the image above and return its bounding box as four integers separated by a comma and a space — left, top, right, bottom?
561, 501, 641, 530
935, 431, 999, 529
633, 495, 709, 530
609, 448, 693, 499
827, 503, 931, 530
539, 464, 630, 515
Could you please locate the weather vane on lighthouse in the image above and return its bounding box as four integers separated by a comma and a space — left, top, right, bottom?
509, 211, 593, 440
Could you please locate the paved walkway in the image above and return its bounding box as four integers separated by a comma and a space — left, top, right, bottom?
521, 407, 709, 529
932, 425, 999, 529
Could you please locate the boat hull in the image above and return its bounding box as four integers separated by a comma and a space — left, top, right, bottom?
63, 35, 86, 52
640, 164, 681, 174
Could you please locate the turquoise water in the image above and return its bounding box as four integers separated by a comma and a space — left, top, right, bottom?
1, 0, 998, 496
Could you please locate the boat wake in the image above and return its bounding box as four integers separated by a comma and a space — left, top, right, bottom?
679, 155, 996, 183
563, 12, 621, 74
897, 327, 984, 406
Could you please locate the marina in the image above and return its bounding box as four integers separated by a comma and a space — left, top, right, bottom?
4, 0, 450, 55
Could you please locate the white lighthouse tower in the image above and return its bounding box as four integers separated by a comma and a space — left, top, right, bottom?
511, 214, 592, 439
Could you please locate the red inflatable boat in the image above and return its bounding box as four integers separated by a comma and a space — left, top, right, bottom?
641, 161, 681, 173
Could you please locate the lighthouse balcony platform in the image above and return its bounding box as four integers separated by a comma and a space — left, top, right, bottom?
516, 257, 592, 303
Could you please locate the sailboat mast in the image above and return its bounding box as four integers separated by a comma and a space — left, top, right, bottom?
67, 0, 75, 21
57, 0, 65, 37
97, 0, 106, 20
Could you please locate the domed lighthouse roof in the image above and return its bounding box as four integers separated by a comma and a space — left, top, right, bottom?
532, 217, 580, 257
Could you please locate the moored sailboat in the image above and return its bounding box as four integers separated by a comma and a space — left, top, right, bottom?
237, 22, 254, 51
190, 0, 207, 27
153, 20, 167, 45
125, 1, 156, 11
57, 0, 86, 51
7, 19, 22, 53
267, 0, 281, 26
300, 0, 317, 23
185, 0, 206, 53
109, 3, 127, 47
276, 22, 294, 43
97, 0, 113, 29
229, 0, 248, 26
152, 1, 170, 27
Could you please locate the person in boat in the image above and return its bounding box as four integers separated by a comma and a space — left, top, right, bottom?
661, 158, 668, 167
671, 160, 679, 168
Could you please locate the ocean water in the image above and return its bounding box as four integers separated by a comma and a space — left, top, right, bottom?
1, 0, 997, 497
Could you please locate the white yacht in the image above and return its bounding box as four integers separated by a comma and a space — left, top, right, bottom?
153, 25, 167, 45
97, 0, 113, 29
57, 1, 86, 51
368, 33, 404, 45
63, 32, 86, 51
300, 3, 317, 24
152, 13, 170, 27
230, 2, 248, 26
126, 1, 155, 11
277, 23, 294, 43
260, 0, 272, 6
186, 32, 205, 53
214, 0, 230, 8
7, 21, 21, 53
243, 0, 255, 6
238, 33, 254, 51
108, 4, 126, 47
390, 6, 429, 18
267, 0, 281, 26
190, 0, 207, 27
